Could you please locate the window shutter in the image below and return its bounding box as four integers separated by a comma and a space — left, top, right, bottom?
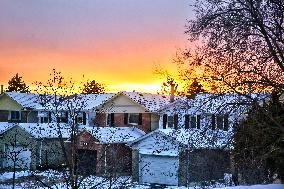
185, 115, 189, 129
83, 112, 86, 125
65, 112, 68, 123
174, 114, 178, 129
224, 114, 229, 131
124, 113, 128, 125
211, 114, 216, 130
138, 113, 142, 125
162, 114, 167, 129
197, 115, 201, 129
110, 113, 114, 126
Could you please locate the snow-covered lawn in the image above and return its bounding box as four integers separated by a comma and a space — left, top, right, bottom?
0, 170, 283, 189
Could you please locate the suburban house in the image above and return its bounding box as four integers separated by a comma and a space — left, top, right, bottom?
76, 91, 176, 176
93, 91, 175, 133
128, 93, 270, 186
0, 122, 70, 170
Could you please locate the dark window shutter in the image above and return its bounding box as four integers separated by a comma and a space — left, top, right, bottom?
110, 113, 114, 126
211, 114, 216, 130
83, 112, 86, 125
124, 113, 128, 125
184, 115, 189, 129
163, 114, 167, 129
224, 114, 229, 131
197, 115, 201, 129
65, 112, 68, 123
138, 113, 142, 125
174, 114, 178, 129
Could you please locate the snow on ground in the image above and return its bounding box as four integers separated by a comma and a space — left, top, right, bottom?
0, 171, 30, 181
0, 171, 283, 189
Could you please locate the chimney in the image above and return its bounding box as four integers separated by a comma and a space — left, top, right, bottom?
0, 85, 3, 94
170, 83, 175, 103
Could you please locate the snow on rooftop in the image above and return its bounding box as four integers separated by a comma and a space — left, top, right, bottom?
19, 123, 71, 138
82, 126, 145, 144
160, 93, 270, 116
5, 92, 42, 109
0, 122, 16, 135
80, 93, 116, 110
158, 128, 233, 149
121, 91, 180, 112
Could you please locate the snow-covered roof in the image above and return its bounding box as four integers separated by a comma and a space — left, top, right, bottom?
129, 128, 233, 150
160, 93, 270, 116
113, 91, 179, 112
79, 93, 116, 110
0, 122, 71, 138
19, 123, 71, 138
4, 92, 42, 110
0, 122, 17, 135
159, 128, 233, 149
82, 126, 145, 144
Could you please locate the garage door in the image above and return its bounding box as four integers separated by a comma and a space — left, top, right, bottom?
4, 146, 31, 169
140, 154, 179, 186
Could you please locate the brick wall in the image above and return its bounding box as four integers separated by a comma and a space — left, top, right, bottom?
77, 131, 132, 175
94, 113, 106, 127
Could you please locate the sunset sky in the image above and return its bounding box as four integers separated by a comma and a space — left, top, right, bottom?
0, 0, 194, 93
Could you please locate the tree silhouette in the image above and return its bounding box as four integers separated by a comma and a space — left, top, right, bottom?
82, 80, 105, 94
6, 73, 30, 93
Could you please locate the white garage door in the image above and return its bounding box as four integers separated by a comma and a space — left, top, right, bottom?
140, 154, 179, 186
4, 146, 31, 169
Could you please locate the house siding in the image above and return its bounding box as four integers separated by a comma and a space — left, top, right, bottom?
0, 110, 9, 122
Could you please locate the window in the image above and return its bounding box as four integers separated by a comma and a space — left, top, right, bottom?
185, 114, 201, 129
162, 114, 178, 129
124, 113, 142, 125
211, 114, 229, 131
107, 113, 114, 126
57, 112, 68, 123
10, 111, 20, 121
76, 112, 86, 125
38, 111, 51, 123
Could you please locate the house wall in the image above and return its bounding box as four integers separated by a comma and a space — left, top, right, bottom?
0, 125, 37, 170
0, 110, 9, 122
94, 112, 153, 133
27, 111, 38, 123
0, 94, 22, 111
77, 131, 132, 175
36, 138, 67, 169
100, 95, 147, 113
179, 149, 231, 185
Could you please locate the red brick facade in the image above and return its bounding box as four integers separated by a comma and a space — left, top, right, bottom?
94, 113, 152, 133
77, 130, 132, 175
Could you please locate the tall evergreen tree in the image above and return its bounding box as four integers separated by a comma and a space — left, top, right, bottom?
81, 80, 105, 94
7, 73, 30, 93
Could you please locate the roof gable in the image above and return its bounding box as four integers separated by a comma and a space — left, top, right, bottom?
0, 93, 24, 111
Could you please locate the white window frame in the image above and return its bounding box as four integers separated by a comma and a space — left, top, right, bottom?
128, 113, 139, 125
